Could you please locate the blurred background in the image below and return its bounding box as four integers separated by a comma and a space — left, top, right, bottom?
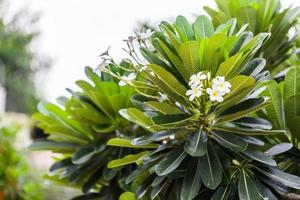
0, 0, 299, 199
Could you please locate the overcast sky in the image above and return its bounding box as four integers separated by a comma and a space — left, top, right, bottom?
8, 0, 299, 101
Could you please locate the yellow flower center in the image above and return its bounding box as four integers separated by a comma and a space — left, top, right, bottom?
212, 91, 218, 97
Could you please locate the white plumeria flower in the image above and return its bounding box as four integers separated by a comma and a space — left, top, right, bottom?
212, 76, 231, 94
118, 73, 136, 86
206, 88, 224, 102
140, 29, 154, 40
186, 85, 203, 101
189, 72, 207, 87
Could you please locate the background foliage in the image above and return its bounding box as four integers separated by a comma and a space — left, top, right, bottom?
0, 1, 50, 114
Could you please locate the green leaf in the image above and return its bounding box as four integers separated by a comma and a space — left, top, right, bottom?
238, 170, 261, 200
178, 41, 200, 75
217, 97, 269, 124
71, 142, 105, 164
107, 151, 149, 168
107, 138, 158, 148
284, 66, 300, 101
181, 158, 202, 200
28, 141, 78, 153
131, 94, 153, 110
160, 21, 182, 51
285, 95, 300, 140
132, 130, 176, 145
148, 64, 187, 98
125, 163, 153, 184
199, 143, 222, 189
213, 126, 285, 136
256, 166, 300, 189
49, 158, 72, 175
240, 33, 270, 53
157, 40, 189, 81
203, 33, 227, 73
193, 15, 214, 40
265, 143, 293, 156
175, 16, 195, 41
146, 101, 183, 115
152, 114, 191, 126
119, 108, 154, 131
155, 145, 186, 176
140, 46, 169, 70
239, 58, 266, 77
258, 80, 285, 129
216, 75, 255, 115
151, 180, 168, 199
212, 130, 247, 152
184, 129, 207, 156
216, 53, 243, 79
119, 192, 136, 200
230, 32, 253, 56
225, 75, 256, 101
233, 117, 272, 130
243, 149, 276, 166
38, 102, 92, 139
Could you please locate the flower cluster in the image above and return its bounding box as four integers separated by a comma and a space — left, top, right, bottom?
186, 72, 231, 102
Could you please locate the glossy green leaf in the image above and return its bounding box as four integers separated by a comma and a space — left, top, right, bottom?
119, 108, 154, 131
284, 61, 300, 101
156, 40, 189, 81
265, 143, 293, 156
119, 192, 136, 200
238, 170, 261, 200
184, 129, 207, 156
213, 126, 285, 136
233, 117, 272, 130
146, 101, 183, 115
193, 15, 214, 40
243, 149, 276, 166
71, 142, 105, 165
199, 143, 222, 189
155, 145, 186, 176
28, 141, 78, 153
152, 114, 191, 126
107, 138, 158, 148
239, 58, 266, 77
216, 53, 243, 79
256, 167, 300, 189
181, 158, 202, 200
148, 64, 187, 97
285, 94, 300, 140
132, 130, 176, 145
258, 80, 285, 129
212, 130, 247, 152
217, 97, 269, 124
175, 16, 195, 41
107, 151, 149, 168
178, 41, 200, 74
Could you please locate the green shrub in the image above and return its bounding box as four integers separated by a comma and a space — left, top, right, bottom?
0, 122, 43, 200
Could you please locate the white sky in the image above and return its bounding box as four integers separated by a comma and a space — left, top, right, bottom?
8, 0, 300, 101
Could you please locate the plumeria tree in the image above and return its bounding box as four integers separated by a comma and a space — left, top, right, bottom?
30, 0, 300, 199
102, 16, 300, 200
